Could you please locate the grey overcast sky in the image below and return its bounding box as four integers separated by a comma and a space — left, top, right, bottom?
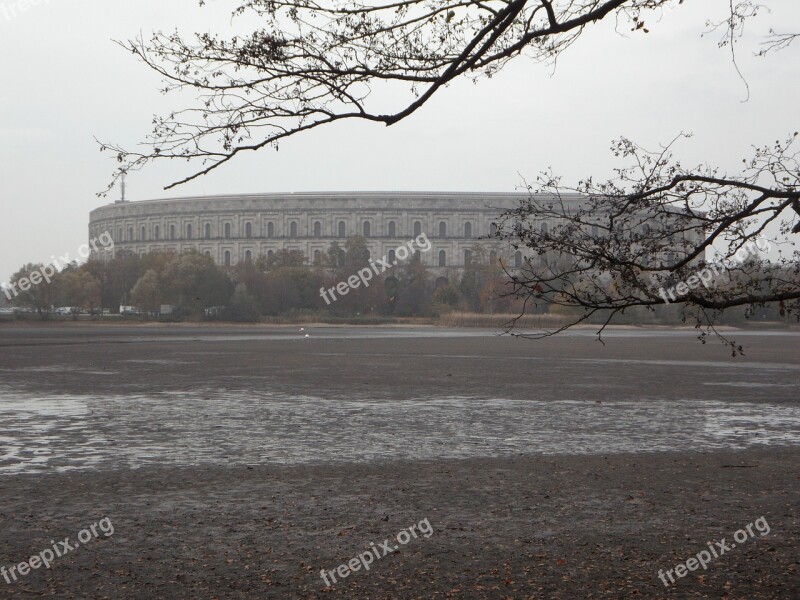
1, 1, 798, 282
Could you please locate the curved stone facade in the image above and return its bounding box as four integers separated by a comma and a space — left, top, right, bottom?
89, 191, 581, 269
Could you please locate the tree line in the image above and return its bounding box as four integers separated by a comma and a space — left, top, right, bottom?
2, 232, 788, 330
1, 237, 526, 321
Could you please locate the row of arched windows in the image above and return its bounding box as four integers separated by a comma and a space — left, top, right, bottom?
211, 248, 526, 269
113, 219, 492, 242
115, 226, 529, 269
105, 219, 585, 245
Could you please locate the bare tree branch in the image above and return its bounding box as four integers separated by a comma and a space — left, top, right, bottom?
758, 30, 800, 55
99, 0, 758, 194
494, 133, 800, 352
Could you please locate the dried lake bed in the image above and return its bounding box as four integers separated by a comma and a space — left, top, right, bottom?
0, 325, 798, 598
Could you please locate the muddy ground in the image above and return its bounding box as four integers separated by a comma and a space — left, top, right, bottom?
0, 324, 798, 598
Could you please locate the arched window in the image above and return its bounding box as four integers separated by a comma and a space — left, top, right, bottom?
290, 222, 298, 237
154, 225, 160, 240
489, 223, 498, 236
388, 221, 396, 237
224, 251, 231, 266
413, 221, 421, 237
541, 222, 549, 235
464, 249, 472, 266
267, 250, 274, 259
464, 222, 472, 239
204, 223, 211, 239
244, 250, 252, 262
170, 224, 175, 240
313, 250, 321, 264
388, 249, 396, 264
314, 221, 321, 238
128, 227, 133, 241
267, 222, 274, 238
591, 225, 599, 238
186, 223, 193, 239
337, 248, 346, 267
514, 251, 523, 268
117, 228, 122, 243
490, 250, 498, 264
363, 221, 371, 237
141, 226, 146, 241
338, 221, 346, 237
204, 250, 210, 257
245, 222, 252, 238
439, 222, 447, 238
642, 223, 651, 236
413, 250, 421, 263
438, 250, 446, 267
224, 223, 232, 238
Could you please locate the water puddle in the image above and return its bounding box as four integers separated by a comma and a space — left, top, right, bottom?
120, 359, 195, 365
0, 388, 798, 475
0, 366, 117, 376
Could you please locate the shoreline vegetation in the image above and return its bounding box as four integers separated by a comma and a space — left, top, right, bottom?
3, 245, 794, 335
0, 311, 795, 330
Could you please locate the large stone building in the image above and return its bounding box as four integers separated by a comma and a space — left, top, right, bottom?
89, 191, 705, 274
88, 191, 576, 269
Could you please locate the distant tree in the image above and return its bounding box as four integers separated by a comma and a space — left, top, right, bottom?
131, 269, 161, 314
344, 236, 371, 271
338, 236, 375, 314
250, 253, 318, 317
104, 251, 143, 310
7, 264, 57, 319
433, 283, 460, 309
324, 242, 346, 272
395, 261, 432, 317
288, 268, 327, 312
459, 245, 508, 313
260, 269, 301, 316
258, 267, 323, 315
373, 274, 397, 316
263, 249, 306, 270
161, 251, 231, 315
480, 272, 519, 314
58, 270, 102, 316
140, 251, 176, 276
231, 260, 269, 306
81, 260, 110, 311
459, 245, 486, 312
226, 283, 261, 322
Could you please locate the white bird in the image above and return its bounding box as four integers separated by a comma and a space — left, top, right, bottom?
300, 327, 305, 332
305, 334, 310, 338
